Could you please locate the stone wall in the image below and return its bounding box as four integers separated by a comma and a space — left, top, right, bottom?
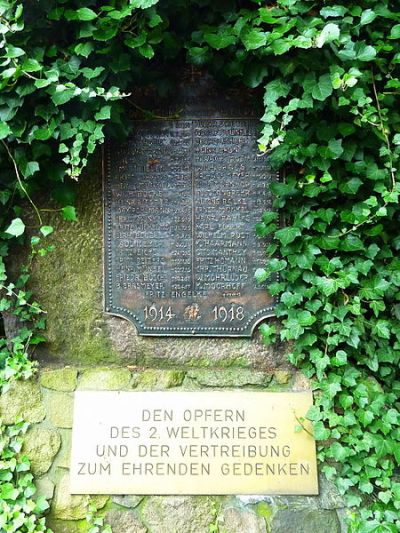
0, 367, 346, 533
1, 166, 348, 532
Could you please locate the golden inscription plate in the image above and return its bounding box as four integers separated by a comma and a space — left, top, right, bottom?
70, 391, 318, 495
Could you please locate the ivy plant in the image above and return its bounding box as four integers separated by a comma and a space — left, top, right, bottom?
0, 1, 399, 532
0, 421, 50, 532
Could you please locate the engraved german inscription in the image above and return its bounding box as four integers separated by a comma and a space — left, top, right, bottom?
70, 391, 319, 495
104, 79, 276, 335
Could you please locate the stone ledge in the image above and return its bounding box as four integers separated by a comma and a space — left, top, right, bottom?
78, 367, 132, 390
41, 368, 78, 392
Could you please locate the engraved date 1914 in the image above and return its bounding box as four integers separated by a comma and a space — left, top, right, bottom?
143, 304, 245, 323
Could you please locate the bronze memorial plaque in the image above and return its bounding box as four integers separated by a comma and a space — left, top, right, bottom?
104, 74, 276, 336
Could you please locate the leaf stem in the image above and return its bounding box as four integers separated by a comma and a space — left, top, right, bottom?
1, 140, 43, 225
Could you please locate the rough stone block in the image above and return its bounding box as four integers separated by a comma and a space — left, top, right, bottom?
134, 369, 186, 390
54, 429, 72, 469
46, 518, 90, 533
292, 373, 312, 391
24, 172, 119, 366
263, 475, 345, 512
106, 314, 288, 369
271, 509, 340, 533
40, 367, 78, 392
185, 369, 272, 388
44, 391, 74, 428
141, 496, 216, 533
112, 495, 144, 509
78, 367, 131, 390
105, 509, 147, 533
52, 471, 108, 520
35, 477, 55, 501
23, 426, 61, 476
318, 475, 346, 510
221, 507, 267, 533
273, 370, 291, 385
0, 380, 45, 424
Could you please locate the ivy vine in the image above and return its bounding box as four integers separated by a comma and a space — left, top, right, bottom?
0, 1, 399, 532
0, 421, 50, 532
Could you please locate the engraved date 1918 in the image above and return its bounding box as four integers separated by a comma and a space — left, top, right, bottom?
143, 304, 245, 323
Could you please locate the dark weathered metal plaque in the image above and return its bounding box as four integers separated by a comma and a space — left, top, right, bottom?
104, 74, 276, 336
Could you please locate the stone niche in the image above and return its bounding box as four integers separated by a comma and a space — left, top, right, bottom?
0, 72, 347, 532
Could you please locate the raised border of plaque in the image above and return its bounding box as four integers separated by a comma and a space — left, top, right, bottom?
103, 73, 277, 337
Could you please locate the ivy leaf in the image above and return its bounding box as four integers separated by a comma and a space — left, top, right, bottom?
241, 29, 267, 50
81, 66, 105, 80
40, 226, 54, 237
327, 139, 343, 159
204, 31, 236, 50
5, 45, 25, 58
389, 24, 400, 39
385, 409, 399, 425
316, 277, 339, 296
51, 85, 75, 105
0, 123, 11, 140
297, 311, 316, 327
340, 178, 362, 195
0, 190, 11, 205
330, 442, 348, 461
281, 291, 302, 307
340, 235, 365, 252
74, 42, 94, 58
320, 6, 347, 18
373, 320, 391, 339
378, 491, 392, 504
61, 206, 78, 221
139, 44, 155, 59
316, 23, 340, 48
95, 106, 111, 121
22, 161, 40, 178
360, 9, 377, 26
264, 79, 290, 105
358, 409, 374, 426
306, 405, 321, 421
356, 43, 377, 61
67, 7, 97, 21
254, 268, 268, 283
259, 323, 276, 342
275, 226, 301, 246
5, 218, 25, 237
267, 258, 287, 272
131, 0, 159, 7
313, 421, 330, 440
243, 63, 268, 88
0, 482, 19, 500
312, 74, 333, 101
21, 58, 42, 72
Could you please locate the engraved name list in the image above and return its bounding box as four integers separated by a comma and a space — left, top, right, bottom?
104, 77, 276, 335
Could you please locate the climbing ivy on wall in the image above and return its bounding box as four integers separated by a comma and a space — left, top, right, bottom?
0, 1, 399, 531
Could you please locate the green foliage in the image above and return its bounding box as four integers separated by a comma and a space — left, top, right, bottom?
0, 260, 45, 390
0, 421, 51, 532
0, 1, 399, 531
86, 504, 112, 533
219, 2, 399, 530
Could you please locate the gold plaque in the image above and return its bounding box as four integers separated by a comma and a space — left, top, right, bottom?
70, 391, 318, 495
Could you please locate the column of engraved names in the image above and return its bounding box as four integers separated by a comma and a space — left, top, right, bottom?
193, 119, 268, 325
110, 121, 192, 310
